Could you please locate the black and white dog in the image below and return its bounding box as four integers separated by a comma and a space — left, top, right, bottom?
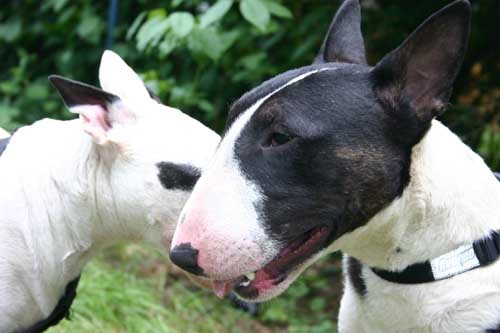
170, 1, 500, 331
0, 51, 220, 332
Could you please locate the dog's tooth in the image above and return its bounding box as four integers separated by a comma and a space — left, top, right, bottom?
240, 280, 251, 287
246, 272, 256, 281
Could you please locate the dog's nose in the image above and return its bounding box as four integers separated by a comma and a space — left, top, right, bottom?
169, 243, 204, 275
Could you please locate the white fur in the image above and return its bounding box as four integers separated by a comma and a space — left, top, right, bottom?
99, 50, 150, 103
337, 120, 500, 332
0, 51, 219, 332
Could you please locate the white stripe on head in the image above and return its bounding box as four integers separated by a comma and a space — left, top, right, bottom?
219, 68, 335, 158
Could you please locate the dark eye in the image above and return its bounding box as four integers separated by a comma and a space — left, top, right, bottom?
270, 132, 294, 147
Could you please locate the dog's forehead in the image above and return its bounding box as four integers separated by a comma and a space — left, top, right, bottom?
226, 63, 370, 133
226, 63, 354, 131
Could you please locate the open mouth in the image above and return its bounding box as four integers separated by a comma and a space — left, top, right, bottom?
212, 225, 331, 300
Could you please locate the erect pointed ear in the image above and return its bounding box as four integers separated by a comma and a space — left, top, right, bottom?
372, 0, 471, 123
49, 75, 130, 145
99, 50, 151, 102
314, 0, 366, 65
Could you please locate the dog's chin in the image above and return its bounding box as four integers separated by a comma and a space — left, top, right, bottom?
214, 225, 333, 302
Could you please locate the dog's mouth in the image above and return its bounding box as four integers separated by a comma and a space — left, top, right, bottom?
212, 225, 331, 300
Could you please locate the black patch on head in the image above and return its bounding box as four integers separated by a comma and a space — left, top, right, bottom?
157, 162, 201, 191
346, 256, 366, 296
232, 65, 418, 246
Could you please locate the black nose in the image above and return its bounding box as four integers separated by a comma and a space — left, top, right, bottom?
169, 243, 204, 276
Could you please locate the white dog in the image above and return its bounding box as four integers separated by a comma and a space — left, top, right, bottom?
0, 51, 219, 332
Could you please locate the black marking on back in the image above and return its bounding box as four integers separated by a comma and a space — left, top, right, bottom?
18, 275, 80, 333
346, 256, 367, 296
157, 162, 201, 191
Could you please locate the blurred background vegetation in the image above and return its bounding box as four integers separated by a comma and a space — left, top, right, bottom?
0, 0, 498, 332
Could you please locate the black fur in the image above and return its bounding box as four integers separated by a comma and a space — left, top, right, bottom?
314, 0, 366, 65
226, 66, 320, 133
346, 256, 366, 296
233, 65, 416, 244
49, 75, 118, 109
226, 0, 470, 259
18, 276, 80, 333
157, 162, 201, 191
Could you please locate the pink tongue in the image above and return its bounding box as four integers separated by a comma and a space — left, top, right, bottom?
212, 280, 237, 299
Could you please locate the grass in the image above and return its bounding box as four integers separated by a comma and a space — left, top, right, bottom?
48, 244, 342, 333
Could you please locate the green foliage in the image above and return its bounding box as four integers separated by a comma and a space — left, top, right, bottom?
0, 0, 497, 168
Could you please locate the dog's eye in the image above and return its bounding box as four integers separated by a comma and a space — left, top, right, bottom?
270, 132, 293, 147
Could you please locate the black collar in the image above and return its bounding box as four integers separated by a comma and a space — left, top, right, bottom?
0, 136, 10, 157
18, 275, 81, 333
371, 172, 500, 284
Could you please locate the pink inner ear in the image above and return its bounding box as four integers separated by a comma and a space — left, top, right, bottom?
79, 105, 111, 131
71, 104, 111, 144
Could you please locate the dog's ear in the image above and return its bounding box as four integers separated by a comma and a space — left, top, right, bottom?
372, 0, 470, 123
314, 0, 366, 65
49, 75, 133, 145
99, 50, 151, 103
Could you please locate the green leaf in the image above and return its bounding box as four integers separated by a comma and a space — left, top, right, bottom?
169, 12, 194, 38
25, 83, 49, 100
188, 28, 225, 61
172, 0, 184, 7
199, 0, 233, 28
127, 12, 147, 40
0, 103, 20, 130
49, 0, 69, 12
77, 10, 104, 44
263, 0, 293, 19
240, 0, 270, 31
136, 17, 170, 51
0, 18, 22, 42
158, 36, 176, 57
148, 8, 167, 19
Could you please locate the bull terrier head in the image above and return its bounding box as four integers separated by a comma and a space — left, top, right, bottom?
50, 50, 220, 246
169, 0, 471, 302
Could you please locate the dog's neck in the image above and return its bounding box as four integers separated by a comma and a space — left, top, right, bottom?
0, 119, 167, 314
334, 120, 500, 271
